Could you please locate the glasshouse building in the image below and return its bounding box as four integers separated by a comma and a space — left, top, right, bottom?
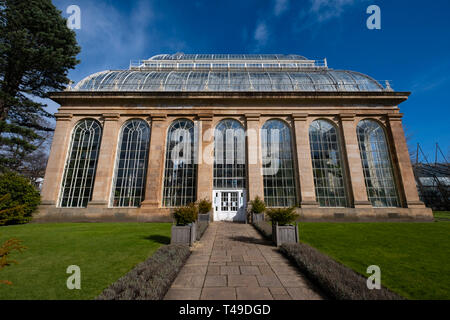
37, 53, 433, 222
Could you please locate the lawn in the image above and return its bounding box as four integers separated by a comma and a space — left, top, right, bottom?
297, 219, 450, 300
0, 223, 171, 300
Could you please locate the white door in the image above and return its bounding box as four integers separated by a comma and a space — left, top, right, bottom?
213, 190, 246, 221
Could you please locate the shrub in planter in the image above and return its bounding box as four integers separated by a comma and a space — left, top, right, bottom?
197, 199, 212, 214
0, 172, 40, 225
249, 196, 266, 214
265, 207, 299, 225
172, 203, 198, 225
172, 203, 198, 246
266, 207, 299, 246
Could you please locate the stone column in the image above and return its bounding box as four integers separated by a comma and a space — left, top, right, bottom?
40, 113, 73, 206
293, 113, 318, 207
340, 114, 372, 208
387, 114, 425, 208
196, 114, 214, 201
246, 113, 264, 201
141, 114, 168, 208
89, 113, 120, 207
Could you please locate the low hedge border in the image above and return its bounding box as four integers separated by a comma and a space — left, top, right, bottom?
96, 244, 191, 300
196, 221, 209, 241
252, 220, 272, 240
279, 243, 404, 300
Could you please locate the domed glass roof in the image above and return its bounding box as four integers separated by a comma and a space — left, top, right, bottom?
73, 54, 386, 92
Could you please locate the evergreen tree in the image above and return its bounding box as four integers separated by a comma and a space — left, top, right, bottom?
0, 0, 80, 171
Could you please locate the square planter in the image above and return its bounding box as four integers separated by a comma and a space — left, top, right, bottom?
198, 211, 211, 223
252, 213, 265, 222
171, 222, 196, 246
272, 222, 299, 247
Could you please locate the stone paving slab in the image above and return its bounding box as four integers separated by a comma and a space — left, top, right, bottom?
164, 222, 325, 300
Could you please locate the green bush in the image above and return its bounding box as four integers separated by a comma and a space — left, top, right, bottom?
197, 199, 212, 214
250, 196, 266, 214
0, 172, 40, 225
266, 207, 299, 226
173, 203, 198, 225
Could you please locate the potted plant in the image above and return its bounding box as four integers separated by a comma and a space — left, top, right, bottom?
171, 202, 198, 246
249, 196, 266, 223
197, 199, 212, 223
265, 207, 299, 246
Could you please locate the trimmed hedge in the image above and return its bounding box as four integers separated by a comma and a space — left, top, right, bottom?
96, 244, 190, 300
279, 243, 403, 300
196, 221, 209, 241
253, 220, 272, 240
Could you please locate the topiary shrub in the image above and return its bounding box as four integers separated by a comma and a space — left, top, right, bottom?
0, 171, 40, 225
266, 207, 299, 226
249, 196, 266, 214
197, 199, 212, 214
172, 202, 198, 225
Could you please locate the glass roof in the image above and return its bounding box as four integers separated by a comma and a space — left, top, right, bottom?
148, 53, 307, 61
72, 54, 386, 92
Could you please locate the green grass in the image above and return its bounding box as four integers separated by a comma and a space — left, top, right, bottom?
434, 211, 450, 221
298, 220, 450, 300
0, 223, 171, 300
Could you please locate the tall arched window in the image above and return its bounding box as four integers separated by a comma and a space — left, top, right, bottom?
214, 119, 246, 189
357, 119, 399, 207
163, 119, 197, 207
59, 119, 102, 207
261, 119, 297, 207
309, 120, 347, 207
111, 119, 150, 207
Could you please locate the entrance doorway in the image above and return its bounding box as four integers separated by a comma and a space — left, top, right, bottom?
213, 190, 246, 222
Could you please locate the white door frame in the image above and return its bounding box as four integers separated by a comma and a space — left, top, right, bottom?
212, 189, 247, 222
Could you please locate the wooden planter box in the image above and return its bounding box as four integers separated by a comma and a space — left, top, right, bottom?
171, 222, 196, 246
272, 222, 299, 247
252, 213, 265, 223
198, 211, 211, 223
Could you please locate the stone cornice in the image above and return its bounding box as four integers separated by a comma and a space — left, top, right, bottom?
245, 113, 260, 120
292, 113, 308, 121
151, 114, 167, 121
387, 113, 404, 121
102, 113, 120, 121
340, 113, 356, 121
54, 113, 73, 121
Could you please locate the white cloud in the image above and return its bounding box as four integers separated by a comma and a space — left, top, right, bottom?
254, 22, 268, 46
274, 0, 289, 16
309, 0, 357, 22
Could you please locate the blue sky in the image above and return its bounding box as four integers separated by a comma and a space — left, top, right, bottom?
51, 0, 450, 159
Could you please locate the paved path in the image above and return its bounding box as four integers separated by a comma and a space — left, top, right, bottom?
164, 222, 324, 300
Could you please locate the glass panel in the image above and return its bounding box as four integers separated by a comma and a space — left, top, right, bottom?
59, 119, 102, 207
357, 120, 399, 207
214, 119, 246, 189
111, 119, 150, 207
309, 120, 348, 207
261, 120, 297, 207
162, 119, 197, 207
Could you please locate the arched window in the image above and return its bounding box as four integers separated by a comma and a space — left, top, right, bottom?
357, 119, 399, 207
309, 120, 347, 207
59, 119, 102, 207
163, 119, 197, 207
261, 120, 297, 207
111, 119, 150, 207
214, 119, 246, 189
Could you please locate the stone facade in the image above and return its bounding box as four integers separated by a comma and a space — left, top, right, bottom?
36, 91, 433, 222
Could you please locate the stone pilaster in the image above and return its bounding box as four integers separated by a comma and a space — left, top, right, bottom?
246, 113, 264, 201
293, 113, 318, 207
340, 114, 372, 208
387, 114, 425, 208
89, 113, 120, 207
196, 114, 214, 201
40, 113, 73, 206
141, 114, 168, 208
